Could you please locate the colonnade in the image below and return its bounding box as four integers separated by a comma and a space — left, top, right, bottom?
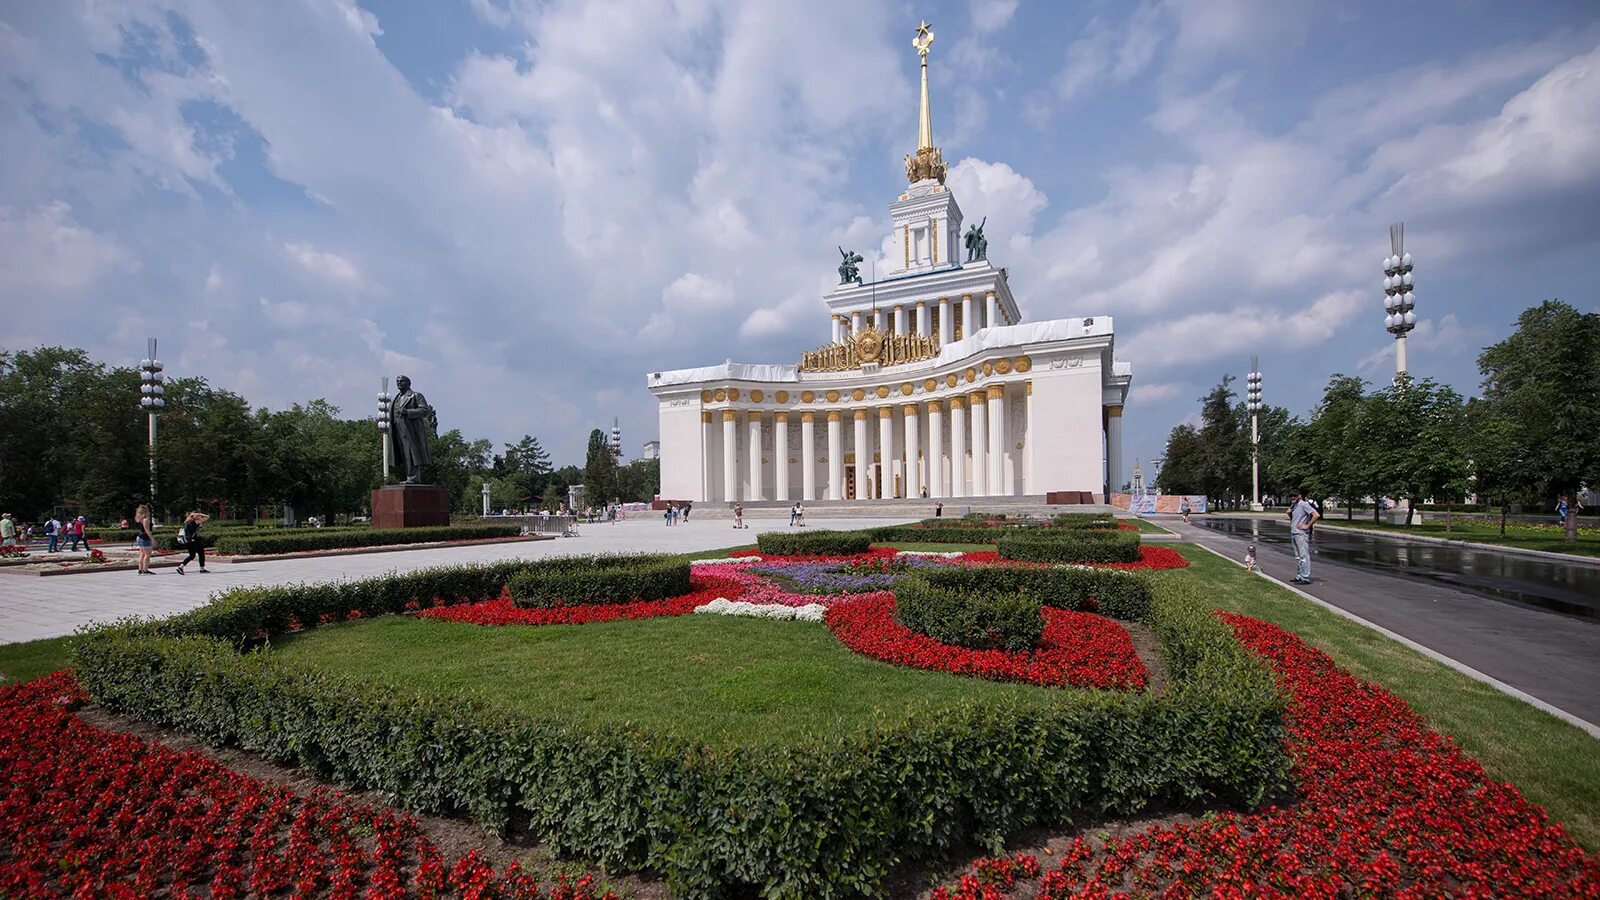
702, 384, 1019, 502
830, 291, 1010, 346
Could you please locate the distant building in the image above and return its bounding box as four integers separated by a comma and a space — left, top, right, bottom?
641, 440, 661, 460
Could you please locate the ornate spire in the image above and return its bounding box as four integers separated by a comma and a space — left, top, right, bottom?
904, 20, 947, 184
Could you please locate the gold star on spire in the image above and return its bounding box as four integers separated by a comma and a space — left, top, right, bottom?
904, 19, 946, 183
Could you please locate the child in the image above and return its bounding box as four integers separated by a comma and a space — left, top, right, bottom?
1243, 544, 1259, 573
733, 502, 746, 529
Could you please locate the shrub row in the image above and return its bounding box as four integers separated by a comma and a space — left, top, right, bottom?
755, 529, 873, 556
894, 579, 1043, 652
507, 554, 691, 608
209, 524, 522, 555
996, 530, 1143, 564
870, 524, 1009, 544
911, 564, 1153, 621
1049, 512, 1118, 529
73, 554, 1288, 897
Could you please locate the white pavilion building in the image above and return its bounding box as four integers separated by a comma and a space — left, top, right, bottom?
646, 23, 1131, 506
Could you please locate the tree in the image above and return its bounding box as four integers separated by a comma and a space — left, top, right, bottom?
583, 428, 619, 506
427, 430, 493, 513
1305, 375, 1370, 519
492, 434, 552, 511
1153, 424, 1202, 495
616, 458, 661, 503
1465, 398, 1540, 535
1476, 300, 1600, 543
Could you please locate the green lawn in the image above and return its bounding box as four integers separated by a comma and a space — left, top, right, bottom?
0, 635, 76, 685
1317, 518, 1600, 558
1163, 546, 1600, 850
1121, 517, 1173, 535
268, 613, 1074, 748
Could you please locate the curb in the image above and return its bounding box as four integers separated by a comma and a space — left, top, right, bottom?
1312, 523, 1600, 567
1189, 542, 1600, 739
10, 535, 552, 576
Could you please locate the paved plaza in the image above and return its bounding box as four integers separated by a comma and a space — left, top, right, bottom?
0, 517, 906, 645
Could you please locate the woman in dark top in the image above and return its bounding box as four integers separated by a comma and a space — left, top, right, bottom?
175, 511, 210, 575
133, 504, 155, 575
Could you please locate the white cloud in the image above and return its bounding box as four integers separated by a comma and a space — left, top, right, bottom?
969, 0, 1019, 34
283, 241, 362, 286
0, 202, 135, 292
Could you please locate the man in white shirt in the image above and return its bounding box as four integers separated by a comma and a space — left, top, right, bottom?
1288, 489, 1321, 584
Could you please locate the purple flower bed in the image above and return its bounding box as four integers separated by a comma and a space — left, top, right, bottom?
749, 556, 954, 596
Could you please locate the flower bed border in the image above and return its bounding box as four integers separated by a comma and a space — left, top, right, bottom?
73, 553, 1287, 898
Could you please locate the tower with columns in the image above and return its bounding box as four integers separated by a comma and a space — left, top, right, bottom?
646, 20, 1131, 506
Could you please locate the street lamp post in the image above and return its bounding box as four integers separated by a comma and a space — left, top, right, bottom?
1247, 360, 1263, 511
481, 481, 492, 517
1383, 222, 1416, 375
376, 377, 392, 481
138, 339, 165, 515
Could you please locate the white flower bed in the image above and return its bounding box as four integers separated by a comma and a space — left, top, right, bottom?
690, 556, 762, 566
694, 597, 826, 622
893, 550, 966, 559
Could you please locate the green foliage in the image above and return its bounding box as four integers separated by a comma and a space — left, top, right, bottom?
894, 578, 1044, 651
72, 553, 1286, 898
996, 530, 1143, 564
507, 554, 690, 608
1048, 512, 1118, 529
209, 524, 520, 555
871, 525, 1007, 544
912, 565, 1153, 621
582, 428, 620, 505
755, 529, 873, 556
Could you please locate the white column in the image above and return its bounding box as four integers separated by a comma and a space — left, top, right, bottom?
986, 291, 998, 329
801, 412, 817, 501
928, 400, 945, 498
774, 412, 790, 501
747, 412, 764, 501
1107, 405, 1124, 500
916, 300, 930, 338
938, 299, 953, 346
903, 404, 920, 498
969, 391, 988, 497
987, 386, 1006, 496
702, 411, 716, 501
832, 315, 843, 343
962, 294, 976, 340
826, 412, 843, 500
894, 305, 907, 334
853, 410, 870, 501
949, 397, 967, 497
879, 407, 895, 498
852, 310, 862, 334
722, 411, 738, 501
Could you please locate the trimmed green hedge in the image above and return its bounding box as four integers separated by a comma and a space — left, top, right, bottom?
508, 554, 691, 608
755, 529, 872, 556
997, 530, 1142, 564
911, 564, 1153, 621
210, 524, 521, 555
895, 579, 1043, 651
1049, 512, 1118, 529
870, 524, 1008, 544
73, 554, 1288, 898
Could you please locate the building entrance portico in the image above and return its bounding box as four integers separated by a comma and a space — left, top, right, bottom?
646, 23, 1130, 505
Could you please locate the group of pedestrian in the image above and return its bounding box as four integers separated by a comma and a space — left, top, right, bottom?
663, 502, 688, 526
40, 515, 88, 552
788, 503, 806, 526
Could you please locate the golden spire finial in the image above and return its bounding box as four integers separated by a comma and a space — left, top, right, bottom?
914, 21, 934, 151
904, 19, 946, 184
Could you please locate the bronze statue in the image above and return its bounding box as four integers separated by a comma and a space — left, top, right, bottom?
838, 246, 863, 284
964, 217, 987, 261
388, 375, 437, 484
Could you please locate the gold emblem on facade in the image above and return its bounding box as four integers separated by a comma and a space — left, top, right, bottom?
982, 361, 994, 376
826, 389, 840, 403
1015, 356, 1032, 372
852, 388, 866, 401
802, 390, 816, 403
713, 388, 727, 401
750, 389, 764, 403
728, 388, 740, 401
995, 359, 1012, 374
799, 326, 940, 372
901, 382, 915, 396
945, 374, 958, 387
776, 390, 789, 404
875, 385, 890, 399
924, 378, 937, 392
964, 367, 977, 382
701, 390, 713, 403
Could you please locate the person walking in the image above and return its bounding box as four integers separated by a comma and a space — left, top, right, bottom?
683, 501, 692, 522
45, 515, 61, 553
174, 511, 210, 575
795, 502, 805, 527
1557, 495, 1570, 527
132, 504, 156, 575
733, 502, 746, 529
789, 503, 799, 526
0, 512, 15, 549
1288, 489, 1320, 585
1179, 497, 1191, 525
67, 516, 86, 551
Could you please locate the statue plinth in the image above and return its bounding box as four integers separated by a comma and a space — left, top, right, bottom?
372, 484, 450, 529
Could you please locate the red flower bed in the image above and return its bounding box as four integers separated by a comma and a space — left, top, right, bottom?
418, 574, 745, 627
0, 672, 617, 899
825, 595, 1148, 690
957, 544, 1189, 570
933, 613, 1600, 898
728, 545, 901, 563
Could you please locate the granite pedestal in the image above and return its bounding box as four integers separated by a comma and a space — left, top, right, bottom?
372, 484, 450, 529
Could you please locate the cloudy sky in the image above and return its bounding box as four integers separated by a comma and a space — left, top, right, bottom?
3, 0, 1598, 474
